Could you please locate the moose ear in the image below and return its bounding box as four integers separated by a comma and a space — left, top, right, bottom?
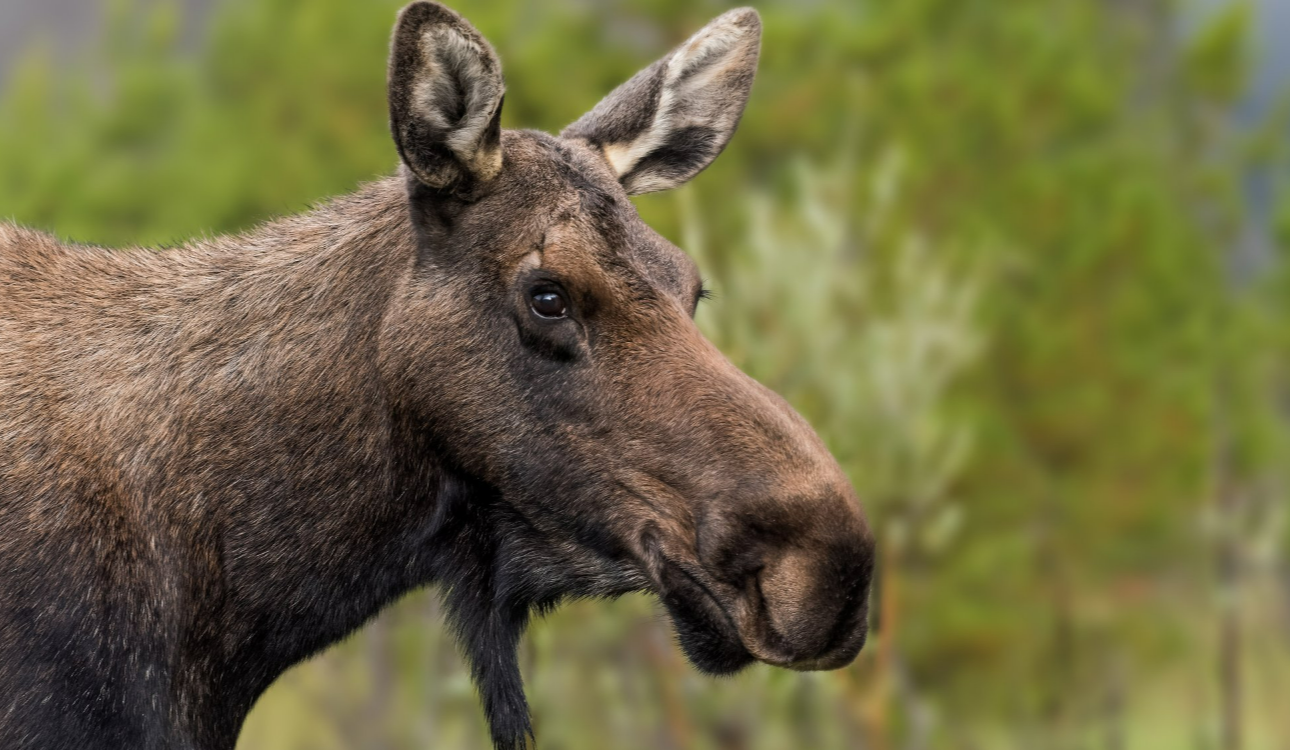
388, 2, 505, 192
561, 8, 760, 195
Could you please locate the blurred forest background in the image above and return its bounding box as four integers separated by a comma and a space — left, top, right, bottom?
0, 0, 1286, 748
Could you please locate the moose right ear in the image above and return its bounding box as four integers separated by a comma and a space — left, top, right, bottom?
561, 8, 760, 195
388, 2, 505, 193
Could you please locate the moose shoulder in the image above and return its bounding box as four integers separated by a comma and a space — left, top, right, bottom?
0, 4, 874, 749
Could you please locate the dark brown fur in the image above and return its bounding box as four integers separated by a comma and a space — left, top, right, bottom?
0, 5, 873, 749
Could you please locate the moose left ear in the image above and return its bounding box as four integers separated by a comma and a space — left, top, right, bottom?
388, 2, 505, 193
561, 8, 760, 195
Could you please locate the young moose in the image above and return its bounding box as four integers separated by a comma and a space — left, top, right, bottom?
0, 4, 874, 749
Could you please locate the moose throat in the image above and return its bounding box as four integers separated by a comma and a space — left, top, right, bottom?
0, 4, 875, 750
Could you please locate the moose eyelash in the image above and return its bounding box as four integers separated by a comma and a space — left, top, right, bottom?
696, 283, 714, 302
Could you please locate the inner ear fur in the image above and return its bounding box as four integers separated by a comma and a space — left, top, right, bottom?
388, 1, 506, 192
560, 8, 761, 195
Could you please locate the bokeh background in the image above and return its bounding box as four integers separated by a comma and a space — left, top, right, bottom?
1, 0, 1286, 748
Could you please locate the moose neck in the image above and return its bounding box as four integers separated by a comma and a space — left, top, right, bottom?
0, 175, 541, 749
110, 177, 526, 745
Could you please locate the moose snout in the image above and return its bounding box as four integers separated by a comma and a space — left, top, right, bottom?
715, 502, 875, 672
647, 348, 878, 673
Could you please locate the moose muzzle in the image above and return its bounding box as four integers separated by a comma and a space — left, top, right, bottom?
618, 299, 876, 675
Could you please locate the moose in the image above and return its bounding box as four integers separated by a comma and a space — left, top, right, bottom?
0, 3, 875, 749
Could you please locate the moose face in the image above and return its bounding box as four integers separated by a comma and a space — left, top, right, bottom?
381, 1, 874, 687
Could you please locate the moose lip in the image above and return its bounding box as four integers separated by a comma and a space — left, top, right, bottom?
649, 553, 755, 675
646, 538, 834, 674
622, 483, 803, 673
644, 546, 868, 673
666, 558, 744, 636
636, 532, 729, 631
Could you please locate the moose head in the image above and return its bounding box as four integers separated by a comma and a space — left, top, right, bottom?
380, 3, 875, 745
0, 4, 874, 750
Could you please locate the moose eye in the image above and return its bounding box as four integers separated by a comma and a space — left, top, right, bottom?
529, 288, 568, 319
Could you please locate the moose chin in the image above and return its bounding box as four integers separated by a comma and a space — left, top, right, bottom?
0, 3, 875, 749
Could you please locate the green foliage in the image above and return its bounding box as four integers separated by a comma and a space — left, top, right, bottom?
1, 0, 1284, 747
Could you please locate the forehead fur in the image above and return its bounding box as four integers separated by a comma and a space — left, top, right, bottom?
485, 130, 701, 304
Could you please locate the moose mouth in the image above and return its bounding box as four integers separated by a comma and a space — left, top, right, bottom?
615, 472, 872, 675
651, 553, 758, 675
635, 515, 872, 675
648, 551, 869, 675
